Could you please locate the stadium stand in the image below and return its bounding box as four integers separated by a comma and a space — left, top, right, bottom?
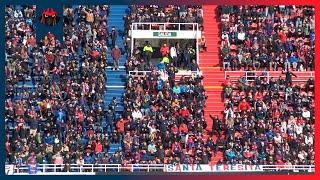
219, 5, 315, 71
218, 5, 315, 166
4, 4, 315, 174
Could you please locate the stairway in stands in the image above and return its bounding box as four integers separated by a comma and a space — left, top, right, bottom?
201, 5, 224, 130
200, 5, 225, 164
105, 5, 128, 154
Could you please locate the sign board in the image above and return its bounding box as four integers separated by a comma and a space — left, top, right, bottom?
153, 32, 177, 37
164, 164, 264, 172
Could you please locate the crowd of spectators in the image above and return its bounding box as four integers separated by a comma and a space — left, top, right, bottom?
125, 5, 204, 32
5, 4, 315, 171
5, 5, 119, 169
221, 72, 315, 165
121, 51, 213, 164
123, 5, 205, 70
219, 6, 315, 71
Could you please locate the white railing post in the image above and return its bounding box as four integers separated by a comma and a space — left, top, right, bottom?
196, 32, 199, 66
131, 36, 134, 56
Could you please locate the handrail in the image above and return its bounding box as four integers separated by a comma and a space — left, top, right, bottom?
128, 71, 200, 78
225, 71, 315, 82
6, 164, 315, 175
132, 22, 199, 31
128, 71, 152, 78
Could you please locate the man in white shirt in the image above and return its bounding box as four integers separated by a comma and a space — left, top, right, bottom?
305, 132, 314, 145
132, 108, 143, 120
170, 43, 178, 67
302, 107, 311, 119
237, 31, 246, 43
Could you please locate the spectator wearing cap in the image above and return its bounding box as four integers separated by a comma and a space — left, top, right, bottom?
110, 27, 117, 48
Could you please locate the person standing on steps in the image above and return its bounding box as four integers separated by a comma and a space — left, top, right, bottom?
170, 43, 178, 67
110, 26, 117, 48
124, 37, 130, 57
111, 45, 121, 70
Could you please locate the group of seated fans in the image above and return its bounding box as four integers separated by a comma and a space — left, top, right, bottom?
122, 49, 209, 164
125, 5, 203, 31
4, 4, 315, 171
220, 6, 315, 71
220, 6, 315, 166
222, 73, 315, 165
5, 5, 112, 168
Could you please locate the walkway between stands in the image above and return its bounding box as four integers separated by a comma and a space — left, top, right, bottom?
200, 5, 225, 164
105, 5, 128, 153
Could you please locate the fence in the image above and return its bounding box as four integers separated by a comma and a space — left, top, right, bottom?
128, 71, 152, 78
128, 70, 200, 82
132, 23, 199, 31
225, 71, 315, 83
6, 164, 314, 175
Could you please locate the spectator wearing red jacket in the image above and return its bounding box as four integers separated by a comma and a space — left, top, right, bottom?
160, 44, 169, 57
95, 140, 103, 154
116, 117, 128, 134
179, 106, 190, 118
111, 45, 121, 70
238, 99, 250, 112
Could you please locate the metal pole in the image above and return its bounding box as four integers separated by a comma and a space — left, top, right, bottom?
196, 24, 199, 67
131, 37, 134, 56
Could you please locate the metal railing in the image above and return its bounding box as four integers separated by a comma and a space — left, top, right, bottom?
225, 71, 315, 82
225, 71, 270, 82
261, 165, 315, 172
6, 164, 315, 175
132, 23, 199, 31
128, 70, 200, 78
128, 71, 152, 78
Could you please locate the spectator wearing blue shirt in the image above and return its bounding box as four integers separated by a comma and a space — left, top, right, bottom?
44, 133, 54, 145
156, 78, 164, 91
84, 153, 94, 164
172, 85, 181, 94
157, 61, 166, 71
289, 53, 298, 70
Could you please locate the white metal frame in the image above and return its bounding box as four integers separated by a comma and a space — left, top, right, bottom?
132, 23, 199, 31
130, 22, 201, 66
7, 164, 315, 175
